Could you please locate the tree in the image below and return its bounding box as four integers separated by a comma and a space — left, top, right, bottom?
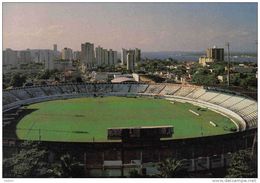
192, 72, 219, 86
225, 149, 257, 178
38, 70, 51, 80
10, 73, 27, 87
47, 153, 84, 178
3, 141, 49, 178
128, 169, 142, 178
3, 141, 84, 178
157, 158, 185, 178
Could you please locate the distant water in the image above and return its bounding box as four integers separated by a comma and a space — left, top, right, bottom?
141, 51, 257, 63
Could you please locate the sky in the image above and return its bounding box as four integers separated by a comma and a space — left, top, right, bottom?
3, 2, 258, 52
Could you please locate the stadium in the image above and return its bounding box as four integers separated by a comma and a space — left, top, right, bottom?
3, 83, 257, 177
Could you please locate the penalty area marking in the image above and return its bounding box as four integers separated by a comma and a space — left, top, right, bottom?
189, 109, 200, 116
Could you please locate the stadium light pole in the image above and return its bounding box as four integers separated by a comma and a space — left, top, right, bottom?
225, 42, 230, 87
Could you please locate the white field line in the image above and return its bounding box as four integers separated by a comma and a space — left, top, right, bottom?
189, 109, 200, 116
210, 121, 217, 127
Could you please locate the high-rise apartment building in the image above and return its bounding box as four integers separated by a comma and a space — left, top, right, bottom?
81, 42, 95, 68
19, 49, 32, 64
112, 51, 118, 65
104, 49, 109, 66
126, 50, 135, 71
73, 51, 81, 61
62, 47, 73, 60
134, 48, 141, 62
121, 48, 141, 67
53, 44, 58, 52
206, 47, 224, 61
199, 46, 224, 66
95, 46, 117, 67
121, 48, 128, 65
3, 48, 18, 66
108, 49, 114, 66
95, 46, 103, 66
44, 50, 55, 70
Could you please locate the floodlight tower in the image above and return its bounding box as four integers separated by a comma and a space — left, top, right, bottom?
225, 42, 230, 87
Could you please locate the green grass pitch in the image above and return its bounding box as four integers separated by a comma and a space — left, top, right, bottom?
16, 96, 237, 142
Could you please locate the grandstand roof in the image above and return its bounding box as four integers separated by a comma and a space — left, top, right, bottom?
111, 77, 136, 83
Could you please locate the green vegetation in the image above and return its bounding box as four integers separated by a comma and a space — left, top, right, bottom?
230, 73, 257, 89
191, 67, 219, 85
17, 97, 237, 142
225, 149, 257, 178
10, 73, 27, 87
157, 158, 186, 178
3, 141, 50, 177
37, 69, 59, 80
3, 141, 84, 178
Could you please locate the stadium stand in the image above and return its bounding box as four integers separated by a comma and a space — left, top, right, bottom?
230, 99, 256, 111
145, 84, 166, 94
59, 84, 76, 94
112, 84, 131, 93
173, 86, 197, 97
85, 84, 95, 93
95, 84, 113, 93
129, 84, 149, 93
9, 89, 32, 100
198, 91, 221, 102
77, 84, 88, 93
185, 88, 206, 99
26, 87, 47, 98
219, 96, 246, 108
3, 92, 19, 106
238, 103, 257, 116
41, 86, 63, 96
207, 93, 232, 105
159, 84, 181, 95
2, 83, 257, 130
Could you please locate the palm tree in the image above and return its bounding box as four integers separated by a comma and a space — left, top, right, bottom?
47, 153, 84, 178
157, 158, 185, 178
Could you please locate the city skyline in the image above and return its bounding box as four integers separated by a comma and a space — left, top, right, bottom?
3, 2, 258, 52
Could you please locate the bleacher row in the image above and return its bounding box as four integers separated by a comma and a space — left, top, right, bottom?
3, 83, 257, 129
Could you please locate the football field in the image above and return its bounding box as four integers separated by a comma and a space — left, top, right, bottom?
16, 96, 237, 142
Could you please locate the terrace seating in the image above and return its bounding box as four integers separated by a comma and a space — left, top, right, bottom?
9, 89, 32, 100
186, 88, 206, 99
145, 84, 166, 94
219, 96, 245, 108
112, 84, 130, 93
240, 110, 257, 128
207, 93, 232, 105
59, 85, 77, 94
174, 86, 196, 97
129, 84, 149, 93
159, 85, 181, 95
85, 84, 95, 93
41, 86, 63, 96
198, 91, 221, 102
26, 87, 47, 98
230, 99, 256, 111
95, 84, 113, 93
3, 92, 19, 105
237, 103, 257, 117
77, 84, 88, 93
